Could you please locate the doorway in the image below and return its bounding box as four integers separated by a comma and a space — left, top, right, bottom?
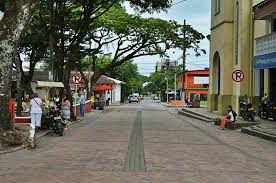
270, 68, 276, 102
213, 52, 221, 111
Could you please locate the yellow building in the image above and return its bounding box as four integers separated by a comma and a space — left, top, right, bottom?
208, 0, 276, 114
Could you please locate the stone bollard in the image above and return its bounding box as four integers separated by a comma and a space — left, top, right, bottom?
214, 118, 221, 126
28, 128, 37, 149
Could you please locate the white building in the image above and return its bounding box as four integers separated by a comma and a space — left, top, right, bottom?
96, 75, 125, 105
155, 58, 177, 71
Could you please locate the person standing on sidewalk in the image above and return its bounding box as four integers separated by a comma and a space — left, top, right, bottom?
61, 95, 71, 130
78, 92, 85, 117
30, 93, 43, 130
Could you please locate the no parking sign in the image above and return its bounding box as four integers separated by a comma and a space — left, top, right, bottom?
232, 70, 244, 82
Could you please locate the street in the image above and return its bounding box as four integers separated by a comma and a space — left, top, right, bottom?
0, 100, 276, 183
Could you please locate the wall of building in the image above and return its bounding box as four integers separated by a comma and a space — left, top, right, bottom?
209, 0, 257, 114
209, 0, 235, 114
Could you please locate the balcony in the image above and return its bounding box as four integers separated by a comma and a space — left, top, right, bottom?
254, 0, 276, 20
255, 32, 276, 69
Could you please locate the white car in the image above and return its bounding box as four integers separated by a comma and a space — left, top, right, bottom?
128, 95, 139, 103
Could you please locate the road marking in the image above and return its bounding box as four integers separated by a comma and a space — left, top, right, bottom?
124, 110, 146, 172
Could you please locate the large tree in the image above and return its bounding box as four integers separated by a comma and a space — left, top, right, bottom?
3, 0, 173, 122
80, 5, 205, 90
0, 0, 39, 129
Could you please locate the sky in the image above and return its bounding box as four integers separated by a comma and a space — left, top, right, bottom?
125, 0, 211, 76
0, 0, 211, 75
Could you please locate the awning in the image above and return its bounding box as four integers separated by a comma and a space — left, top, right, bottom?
94, 85, 113, 91
97, 75, 125, 85
36, 81, 64, 88
253, 0, 276, 20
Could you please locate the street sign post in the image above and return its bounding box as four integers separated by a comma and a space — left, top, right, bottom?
232, 70, 244, 82
72, 73, 82, 116
72, 73, 82, 84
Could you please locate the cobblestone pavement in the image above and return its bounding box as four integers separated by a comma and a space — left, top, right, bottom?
0, 101, 276, 182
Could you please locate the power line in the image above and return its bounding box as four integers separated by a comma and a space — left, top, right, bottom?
171, 0, 189, 6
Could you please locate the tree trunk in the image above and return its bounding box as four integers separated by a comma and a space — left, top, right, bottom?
15, 54, 23, 117
21, 75, 33, 95
90, 70, 102, 94
0, 0, 38, 130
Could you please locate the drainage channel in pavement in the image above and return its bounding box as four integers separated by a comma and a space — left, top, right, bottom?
124, 110, 146, 172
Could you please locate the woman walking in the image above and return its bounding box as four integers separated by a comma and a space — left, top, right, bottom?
61, 95, 71, 130
30, 93, 43, 130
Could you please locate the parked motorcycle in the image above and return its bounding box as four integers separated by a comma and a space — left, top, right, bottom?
240, 100, 255, 121
258, 102, 276, 121
50, 106, 64, 136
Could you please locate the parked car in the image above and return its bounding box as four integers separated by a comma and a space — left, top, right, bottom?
153, 96, 159, 100
128, 95, 139, 103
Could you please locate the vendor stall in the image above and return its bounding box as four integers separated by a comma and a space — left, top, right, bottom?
32, 81, 64, 101
93, 85, 113, 110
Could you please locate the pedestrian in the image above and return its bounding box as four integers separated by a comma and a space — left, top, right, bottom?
185, 97, 192, 107
54, 95, 62, 110
78, 92, 85, 117
90, 94, 95, 109
219, 105, 236, 130
61, 95, 71, 130
106, 97, 110, 106
30, 93, 43, 130
261, 93, 268, 104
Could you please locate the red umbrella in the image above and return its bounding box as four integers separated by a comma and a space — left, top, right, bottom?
94, 85, 113, 91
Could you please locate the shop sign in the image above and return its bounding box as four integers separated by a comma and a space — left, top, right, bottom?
255, 52, 276, 69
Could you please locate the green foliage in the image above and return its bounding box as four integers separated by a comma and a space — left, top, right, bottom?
110, 60, 146, 99
144, 71, 166, 95
144, 69, 177, 101
128, 0, 172, 13
88, 5, 205, 75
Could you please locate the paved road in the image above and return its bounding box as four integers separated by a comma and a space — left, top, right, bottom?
0, 100, 276, 182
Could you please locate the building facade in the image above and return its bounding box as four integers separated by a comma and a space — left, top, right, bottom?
209, 0, 276, 114
209, 0, 252, 114
178, 69, 209, 103
253, 0, 276, 103
155, 58, 177, 71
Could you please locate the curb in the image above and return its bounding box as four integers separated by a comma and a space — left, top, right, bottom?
161, 103, 177, 108
178, 110, 214, 123
0, 130, 51, 155
181, 108, 215, 121
241, 127, 276, 142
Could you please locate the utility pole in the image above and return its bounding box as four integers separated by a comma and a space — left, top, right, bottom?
182, 19, 186, 108
166, 59, 169, 103
174, 60, 177, 101
166, 75, 169, 103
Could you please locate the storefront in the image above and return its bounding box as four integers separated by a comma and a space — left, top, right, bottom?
254, 0, 276, 103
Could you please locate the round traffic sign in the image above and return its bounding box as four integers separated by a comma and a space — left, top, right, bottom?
72, 73, 82, 84
232, 70, 244, 82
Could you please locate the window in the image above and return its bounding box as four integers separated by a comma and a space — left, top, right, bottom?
272, 19, 276, 32
200, 94, 208, 101
215, 0, 221, 15
235, 1, 239, 64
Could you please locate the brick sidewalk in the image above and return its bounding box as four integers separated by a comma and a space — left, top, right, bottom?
0, 103, 276, 182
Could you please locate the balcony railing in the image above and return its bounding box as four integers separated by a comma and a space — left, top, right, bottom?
256, 32, 276, 56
